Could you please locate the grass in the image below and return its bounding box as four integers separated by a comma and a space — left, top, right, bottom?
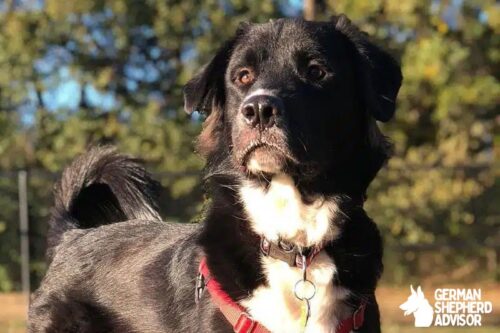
0, 293, 27, 333
0, 321, 25, 333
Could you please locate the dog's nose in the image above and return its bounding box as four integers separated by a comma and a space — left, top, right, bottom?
241, 95, 283, 130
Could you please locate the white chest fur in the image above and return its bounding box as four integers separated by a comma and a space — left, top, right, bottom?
239, 175, 350, 332
241, 254, 350, 333
239, 174, 340, 247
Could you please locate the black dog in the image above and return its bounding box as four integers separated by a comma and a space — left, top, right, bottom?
29, 15, 402, 333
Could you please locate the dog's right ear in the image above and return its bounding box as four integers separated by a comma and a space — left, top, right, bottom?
184, 23, 250, 157
183, 39, 234, 116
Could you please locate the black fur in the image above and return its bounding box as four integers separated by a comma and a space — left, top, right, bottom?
29, 16, 402, 333
46, 146, 162, 261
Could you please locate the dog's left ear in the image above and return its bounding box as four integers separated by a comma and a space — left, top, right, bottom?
333, 15, 403, 122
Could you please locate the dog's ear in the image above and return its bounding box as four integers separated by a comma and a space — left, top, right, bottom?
183, 43, 233, 156
333, 15, 402, 122
183, 22, 250, 115
183, 40, 235, 115
184, 23, 250, 156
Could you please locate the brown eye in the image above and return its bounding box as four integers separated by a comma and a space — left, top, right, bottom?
236, 68, 255, 86
307, 64, 326, 81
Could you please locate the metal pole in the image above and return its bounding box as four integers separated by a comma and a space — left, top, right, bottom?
18, 170, 30, 305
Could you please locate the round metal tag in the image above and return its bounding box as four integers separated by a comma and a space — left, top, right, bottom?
294, 279, 316, 301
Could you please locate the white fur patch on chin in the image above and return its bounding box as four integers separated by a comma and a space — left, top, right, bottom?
239, 174, 340, 247
241, 253, 351, 333
247, 157, 280, 174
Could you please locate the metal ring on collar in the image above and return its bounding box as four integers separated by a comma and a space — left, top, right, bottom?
294, 279, 316, 301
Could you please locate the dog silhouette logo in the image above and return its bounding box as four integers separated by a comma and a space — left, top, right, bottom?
400, 285, 434, 327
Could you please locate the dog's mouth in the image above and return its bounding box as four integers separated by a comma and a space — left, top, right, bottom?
238, 140, 297, 175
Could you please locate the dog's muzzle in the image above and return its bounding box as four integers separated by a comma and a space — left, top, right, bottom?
241, 94, 284, 131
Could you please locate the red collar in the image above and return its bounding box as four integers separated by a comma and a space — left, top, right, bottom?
198, 257, 270, 333
197, 257, 366, 333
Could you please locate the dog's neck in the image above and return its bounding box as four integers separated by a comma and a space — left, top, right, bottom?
240, 174, 354, 332
199, 174, 365, 332
239, 174, 343, 248
198, 171, 376, 288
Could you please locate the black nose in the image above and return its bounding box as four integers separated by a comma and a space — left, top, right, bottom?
241, 95, 283, 130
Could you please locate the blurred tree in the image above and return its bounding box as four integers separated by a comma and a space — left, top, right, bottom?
0, 0, 498, 290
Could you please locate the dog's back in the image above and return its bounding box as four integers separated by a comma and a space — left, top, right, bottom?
29, 147, 216, 333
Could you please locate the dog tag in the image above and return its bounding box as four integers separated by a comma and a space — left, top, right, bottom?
294, 279, 316, 301
299, 299, 310, 329
295, 254, 315, 330
274, 197, 288, 211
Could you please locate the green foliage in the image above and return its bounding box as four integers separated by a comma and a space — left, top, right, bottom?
0, 0, 288, 290
0, 0, 498, 289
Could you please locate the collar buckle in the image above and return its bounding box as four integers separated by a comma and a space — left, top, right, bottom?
195, 272, 206, 303
260, 237, 323, 268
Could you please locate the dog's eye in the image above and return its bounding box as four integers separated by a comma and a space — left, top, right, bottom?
235, 68, 255, 86
306, 64, 327, 81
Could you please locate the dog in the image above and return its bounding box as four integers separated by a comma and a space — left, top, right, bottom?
399, 286, 434, 327
29, 15, 402, 333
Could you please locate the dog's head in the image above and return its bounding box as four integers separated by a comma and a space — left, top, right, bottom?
184, 16, 402, 196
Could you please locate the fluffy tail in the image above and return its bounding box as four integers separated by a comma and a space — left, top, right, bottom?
47, 146, 161, 258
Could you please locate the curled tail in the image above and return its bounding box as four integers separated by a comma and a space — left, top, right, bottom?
47, 146, 161, 259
